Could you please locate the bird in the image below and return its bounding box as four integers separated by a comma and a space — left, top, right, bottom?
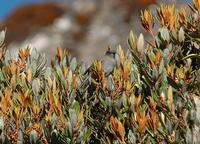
102, 48, 118, 75
84, 47, 119, 76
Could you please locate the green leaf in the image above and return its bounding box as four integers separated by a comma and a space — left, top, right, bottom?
67, 121, 73, 138
178, 27, 185, 42
129, 48, 154, 87
165, 118, 173, 134
160, 27, 170, 42
17, 130, 23, 144
182, 54, 200, 60
72, 101, 80, 114
82, 127, 93, 141
128, 130, 136, 144
159, 58, 164, 74
107, 75, 115, 91
0, 30, 5, 47
128, 30, 137, 50
137, 33, 144, 53
0, 71, 4, 81
155, 35, 162, 48
30, 130, 38, 144
80, 63, 86, 74
44, 67, 52, 80
32, 78, 40, 96
0, 116, 4, 131
69, 109, 77, 127
105, 96, 112, 107
186, 128, 193, 144
70, 57, 77, 72
68, 70, 73, 85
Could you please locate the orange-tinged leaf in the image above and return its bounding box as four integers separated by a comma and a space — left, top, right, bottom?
144, 10, 153, 24
135, 95, 142, 112
155, 51, 161, 65
52, 76, 57, 94
18, 48, 28, 66
122, 60, 131, 80
151, 111, 157, 125
32, 123, 42, 135
179, 8, 187, 26
10, 62, 17, 75
110, 116, 117, 130
55, 98, 62, 117
194, 0, 200, 10
158, 4, 177, 30
48, 92, 54, 106
125, 80, 132, 91
116, 120, 125, 142
96, 60, 102, 72
18, 90, 25, 103
32, 104, 41, 115
149, 97, 157, 110
16, 66, 20, 79
110, 116, 125, 142
24, 47, 30, 58
5, 87, 12, 102
27, 69, 32, 82
137, 111, 147, 134
45, 111, 52, 123
18, 48, 23, 58
0, 96, 9, 114
18, 90, 31, 108
11, 106, 22, 128
57, 48, 63, 61
24, 97, 31, 108
63, 66, 68, 78
141, 9, 153, 32
148, 110, 160, 132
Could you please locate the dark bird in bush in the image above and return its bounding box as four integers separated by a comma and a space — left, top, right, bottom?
84, 48, 118, 76
102, 48, 118, 74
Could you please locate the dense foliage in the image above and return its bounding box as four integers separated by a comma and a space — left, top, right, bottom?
0, 1, 200, 143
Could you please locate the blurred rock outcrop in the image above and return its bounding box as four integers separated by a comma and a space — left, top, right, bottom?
2, 3, 65, 45
0, 0, 187, 65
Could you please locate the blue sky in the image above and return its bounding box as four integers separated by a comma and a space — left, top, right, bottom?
0, 0, 46, 19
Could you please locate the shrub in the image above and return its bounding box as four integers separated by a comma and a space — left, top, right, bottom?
0, 1, 199, 143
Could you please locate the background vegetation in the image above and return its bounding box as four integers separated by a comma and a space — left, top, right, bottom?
0, 0, 200, 143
